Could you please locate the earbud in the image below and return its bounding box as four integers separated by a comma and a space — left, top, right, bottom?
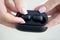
32, 15, 46, 24
32, 15, 43, 22
22, 14, 31, 21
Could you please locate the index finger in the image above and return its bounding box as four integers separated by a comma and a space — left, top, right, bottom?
13, 0, 27, 14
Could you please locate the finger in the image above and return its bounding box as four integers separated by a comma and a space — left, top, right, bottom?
13, 0, 27, 14
45, 13, 60, 28
48, 12, 58, 21
0, 19, 15, 28
0, 1, 25, 24
5, 0, 18, 12
4, 13, 25, 23
7, 8, 16, 16
46, 7, 59, 21
0, 14, 15, 28
35, 0, 59, 13
55, 4, 60, 12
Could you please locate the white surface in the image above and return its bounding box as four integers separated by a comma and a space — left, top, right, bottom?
0, 0, 60, 40
0, 24, 60, 40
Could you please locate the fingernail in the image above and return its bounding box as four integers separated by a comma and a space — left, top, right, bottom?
22, 8, 28, 15
48, 15, 52, 18
39, 6, 46, 13
21, 20, 25, 23
19, 18, 26, 23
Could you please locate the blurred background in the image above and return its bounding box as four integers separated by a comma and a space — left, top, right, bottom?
0, 0, 60, 40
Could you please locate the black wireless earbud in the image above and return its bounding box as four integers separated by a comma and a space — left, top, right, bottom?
22, 14, 31, 21
32, 15, 44, 23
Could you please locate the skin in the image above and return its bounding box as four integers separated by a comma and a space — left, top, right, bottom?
0, 0, 27, 28
0, 0, 60, 28
35, 0, 60, 28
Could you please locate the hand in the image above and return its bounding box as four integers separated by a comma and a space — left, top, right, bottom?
0, 0, 27, 28
35, 0, 60, 28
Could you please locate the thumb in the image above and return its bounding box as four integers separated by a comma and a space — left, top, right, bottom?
35, 0, 59, 13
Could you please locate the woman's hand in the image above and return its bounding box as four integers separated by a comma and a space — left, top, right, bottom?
35, 0, 60, 28
0, 0, 27, 28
